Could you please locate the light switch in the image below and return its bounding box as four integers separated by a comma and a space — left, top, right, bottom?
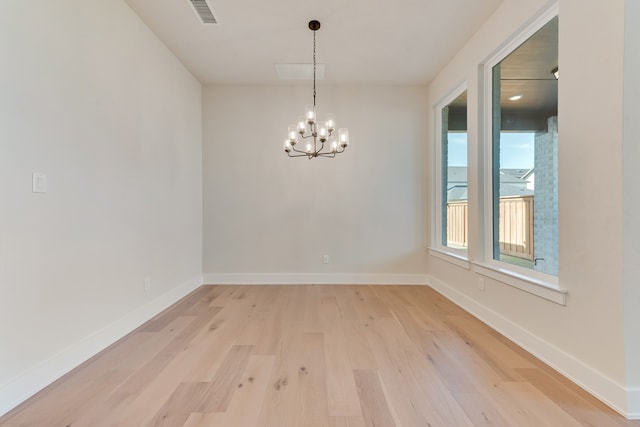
32, 172, 47, 193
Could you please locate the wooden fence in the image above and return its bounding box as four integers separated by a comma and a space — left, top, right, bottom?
446, 201, 468, 248
446, 195, 534, 260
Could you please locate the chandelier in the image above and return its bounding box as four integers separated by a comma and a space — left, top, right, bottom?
284, 20, 349, 159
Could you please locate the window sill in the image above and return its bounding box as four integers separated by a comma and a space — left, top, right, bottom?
428, 248, 471, 270
472, 262, 567, 305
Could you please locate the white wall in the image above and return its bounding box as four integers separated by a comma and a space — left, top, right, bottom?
623, 0, 640, 416
202, 85, 428, 284
0, 0, 203, 414
426, 0, 636, 417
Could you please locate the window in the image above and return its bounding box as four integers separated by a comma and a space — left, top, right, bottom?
488, 15, 558, 277
435, 85, 468, 256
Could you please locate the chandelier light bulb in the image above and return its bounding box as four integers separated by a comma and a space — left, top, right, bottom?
318, 124, 328, 142
288, 125, 298, 143
339, 128, 349, 147
326, 115, 335, 132
305, 105, 316, 125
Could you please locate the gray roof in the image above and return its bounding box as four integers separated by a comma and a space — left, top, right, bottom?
447, 166, 469, 183
500, 168, 535, 181
446, 166, 534, 201
499, 184, 533, 197
446, 167, 534, 185
447, 186, 468, 202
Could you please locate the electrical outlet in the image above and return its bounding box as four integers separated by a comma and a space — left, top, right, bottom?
32, 172, 47, 193
478, 277, 485, 292
143, 277, 151, 292
322, 254, 330, 264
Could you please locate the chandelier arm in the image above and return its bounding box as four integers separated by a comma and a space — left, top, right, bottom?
287, 149, 309, 157
290, 145, 309, 155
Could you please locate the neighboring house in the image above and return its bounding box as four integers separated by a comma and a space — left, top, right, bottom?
502, 167, 535, 191
522, 168, 535, 190
446, 166, 533, 201
500, 168, 532, 180
446, 166, 469, 202
499, 169, 533, 197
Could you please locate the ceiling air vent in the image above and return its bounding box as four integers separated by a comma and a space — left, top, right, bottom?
189, 0, 217, 24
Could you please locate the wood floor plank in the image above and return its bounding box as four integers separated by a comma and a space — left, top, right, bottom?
4, 368, 132, 427
351, 286, 392, 321
181, 301, 255, 382
329, 416, 367, 427
293, 332, 331, 425
339, 318, 378, 370
234, 287, 281, 353
99, 311, 224, 425
181, 412, 226, 427
2, 285, 638, 427
352, 369, 397, 427
364, 316, 462, 426
442, 314, 532, 382
255, 288, 313, 427
254, 355, 298, 427
139, 286, 216, 332
203, 354, 276, 427
430, 327, 516, 390
452, 391, 517, 426
516, 367, 633, 427
402, 348, 474, 426
4, 315, 196, 426
149, 382, 211, 427
195, 344, 254, 412
108, 316, 198, 372
302, 284, 326, 333
322, 298, 362, 417
499, 381, 584, 427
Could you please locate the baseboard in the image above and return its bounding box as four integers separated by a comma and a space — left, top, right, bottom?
426, 274, 636, 419
203, 273, 429, 286
0, 275, 203, 418
628, 388, 640, 419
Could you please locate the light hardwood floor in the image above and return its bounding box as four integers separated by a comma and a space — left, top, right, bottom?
2, 285, 638, 426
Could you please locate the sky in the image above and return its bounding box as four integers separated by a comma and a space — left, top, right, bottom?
447, 132, 535, 169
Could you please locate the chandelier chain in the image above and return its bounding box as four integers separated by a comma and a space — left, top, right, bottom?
313, 29, 316, 108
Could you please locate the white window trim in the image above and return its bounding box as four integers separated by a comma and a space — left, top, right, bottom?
432, 82, 469, 262
481, 3, 560, 289
429, 247, 471, 270
473, 261, 567, 305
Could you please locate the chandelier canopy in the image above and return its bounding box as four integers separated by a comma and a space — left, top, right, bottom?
284, 20, 349, 159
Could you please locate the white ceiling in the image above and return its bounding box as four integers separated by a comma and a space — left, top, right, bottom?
123, 0, 503, 85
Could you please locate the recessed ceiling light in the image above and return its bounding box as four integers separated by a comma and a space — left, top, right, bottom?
508, 94, 523, 101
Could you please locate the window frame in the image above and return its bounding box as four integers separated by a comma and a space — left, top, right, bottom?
479, 4, 563, 295
432, 82, 469, 264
